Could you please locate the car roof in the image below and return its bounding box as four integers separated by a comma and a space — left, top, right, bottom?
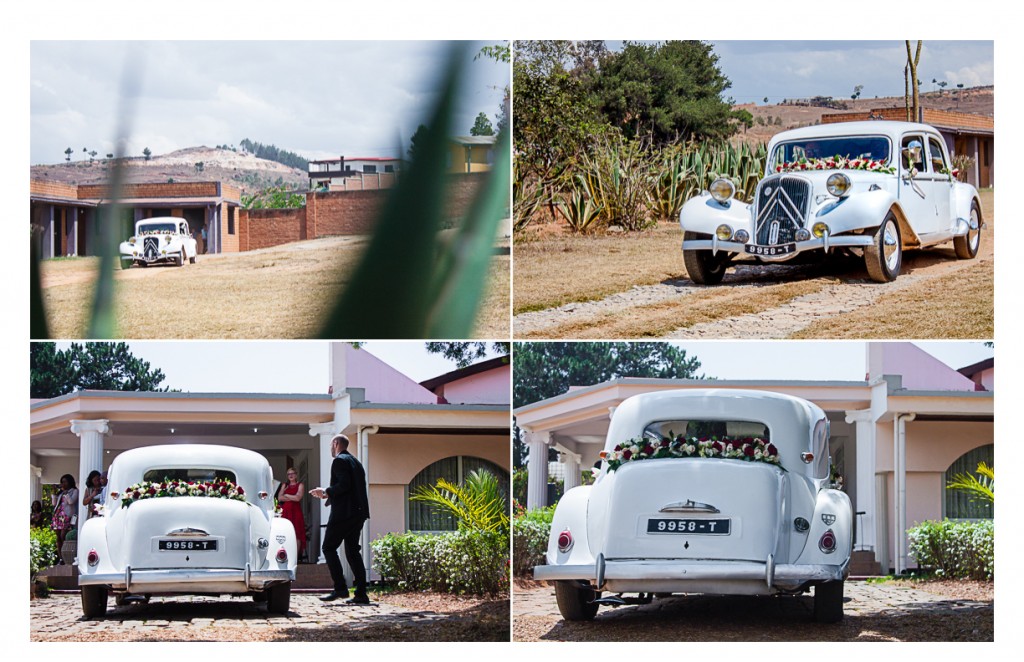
108, 444, 271, 488
137, 217, 184, 224
768, 120, 941, 148
605, 389, 826, 460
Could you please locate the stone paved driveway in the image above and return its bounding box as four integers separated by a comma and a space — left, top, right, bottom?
513, 581, 993, 641
31, 592, 508, 642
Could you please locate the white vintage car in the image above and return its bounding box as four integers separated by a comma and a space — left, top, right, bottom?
119, 217, 198, 269
77, 445, 297, 617
535, 389, 852, 623
679, 121, 983, 283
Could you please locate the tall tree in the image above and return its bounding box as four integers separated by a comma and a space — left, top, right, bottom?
407, 124, 429, 162
905, 40, 923, 122
142, 147, 152, 161
470, 112, 494, 136
31, 342, 169, 399
513, 343, 705, 466
426, 342, 510, 368
591, 41, 737, 145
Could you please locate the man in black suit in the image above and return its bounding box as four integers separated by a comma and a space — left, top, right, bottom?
310, 433, 370, 604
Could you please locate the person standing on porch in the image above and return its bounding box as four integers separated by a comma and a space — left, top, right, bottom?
310, 434, 370, 604
277, 467, 307, 562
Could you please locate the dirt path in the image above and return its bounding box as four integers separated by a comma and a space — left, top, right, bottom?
513, 191, 993, 339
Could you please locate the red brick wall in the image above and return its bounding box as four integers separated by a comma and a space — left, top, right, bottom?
821, 107, 994, 130
444, 172, 491, 221
29, 180, 79, 201
77, 181, 221, 200
307, 189, 382, 237
221, 183, 243, 203
240, 207, 307, 251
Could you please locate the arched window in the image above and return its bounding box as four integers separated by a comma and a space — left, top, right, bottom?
944, 444, 993, 520
407, 456, 509, 532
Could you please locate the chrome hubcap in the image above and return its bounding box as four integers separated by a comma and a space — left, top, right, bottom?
969, 210, 981, 251
883, 220, 900, 270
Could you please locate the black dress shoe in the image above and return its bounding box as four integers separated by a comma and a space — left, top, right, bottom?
346, 595, 371, 605
319, 590, 348, 601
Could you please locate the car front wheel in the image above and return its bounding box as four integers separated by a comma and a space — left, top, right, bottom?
266, 582, 291, 614
863, 213, 902, 282
174, 250, 184, 267
81, 585, 108, 618
554, 580, 600, 622
954, 201, 982, 259
813, 580, 844, 623
683, 232, 729, 285
119, 257, 133, 270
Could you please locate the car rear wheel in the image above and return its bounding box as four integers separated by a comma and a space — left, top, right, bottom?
863, 213, 901, 282
266, 582, 291, 614
554, 581, 600, 621
683, 232, 729, 285
813, 580, 844, 623
252, 590, 268, 603
189, 254, 197, 264
81, 585, 108, 618
953, 201, 982, 259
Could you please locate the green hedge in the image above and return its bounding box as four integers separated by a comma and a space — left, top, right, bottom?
30, 527, 58, 576
907, 519, 994, 580
371, 530, 508, 595
512, 506, 553, 577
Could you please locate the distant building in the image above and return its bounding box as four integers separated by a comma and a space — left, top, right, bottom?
821, 108, 994, 188
307, 156, 402, 190
447, 136, 497, 173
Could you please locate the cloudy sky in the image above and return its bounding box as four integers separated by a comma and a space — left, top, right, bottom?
30, 40, 509, 165
602, 41, 993, 106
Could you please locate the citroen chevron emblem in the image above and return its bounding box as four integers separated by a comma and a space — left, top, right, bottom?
822, 514, 836, 525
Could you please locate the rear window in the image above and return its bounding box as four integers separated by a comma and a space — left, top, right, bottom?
643, 420, 768, 441
143, 468, 237, 484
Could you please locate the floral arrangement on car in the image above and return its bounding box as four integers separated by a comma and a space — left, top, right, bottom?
602, 434, 783, 472
776, 156, 896, 175
119, 477, 247, 508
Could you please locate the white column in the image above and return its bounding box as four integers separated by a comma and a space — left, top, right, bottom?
309, 422, 336, 564
894, 413, 915, 575
561, 450, 582, 492
845, 409, 877, 554
30, 465, 43, 503
357, 425, 378, 580
70, 419, 109, 526
526, 431, 550, 510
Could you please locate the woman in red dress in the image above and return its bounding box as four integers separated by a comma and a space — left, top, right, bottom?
277, 468, 307, 560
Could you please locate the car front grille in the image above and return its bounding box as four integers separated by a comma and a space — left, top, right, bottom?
143, 236, 160, 260
754, 175, 811, 245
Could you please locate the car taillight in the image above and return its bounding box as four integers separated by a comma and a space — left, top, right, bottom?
557, 529, 574, 554
87, 549, 100, 567
276, 549, 288, 563
819, 529, 837, 554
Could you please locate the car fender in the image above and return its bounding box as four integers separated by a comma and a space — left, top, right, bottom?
952, 181, 982, 222
545, 485, 594, 567
679, 193, 753, 236
793, 488, 852, 571
812, 189, 920, 247
77, 516, 117, 577
268, 516, 298, 572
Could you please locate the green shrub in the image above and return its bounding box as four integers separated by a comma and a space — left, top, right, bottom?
371, 530, 508, 595
30, 527, 59, 577
907, 519, 994, 580
512, 506, 554, 577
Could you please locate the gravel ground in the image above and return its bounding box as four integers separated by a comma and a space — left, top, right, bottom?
512, 579, 992, 642
30, 591, 509, 642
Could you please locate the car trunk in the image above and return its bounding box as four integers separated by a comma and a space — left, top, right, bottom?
597, 458, 786, 563
119, 497, 264, 570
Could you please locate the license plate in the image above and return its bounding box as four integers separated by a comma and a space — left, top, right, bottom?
159, 539, 218, 551
745, 243, 795, 256
647, 518, 730, 535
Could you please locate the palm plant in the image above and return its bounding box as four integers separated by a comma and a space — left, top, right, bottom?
946, 461, 994, 504
410, 468, 510, 535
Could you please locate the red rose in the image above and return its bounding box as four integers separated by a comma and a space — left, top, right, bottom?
622, 450, 632, 460
220, 487, 229, 495
643, 444, 655, 455
147, 487, 157, 495
196, 484, 205, 492
743, 445, 755, 457
660, 439, 670, 447
711, 441, 723, 453
237, 487, 245, 495
767, 443, 778, 456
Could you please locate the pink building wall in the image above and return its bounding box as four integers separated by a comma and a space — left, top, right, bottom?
978, 367, 994, 391
441, 364, 511, 405
867, 343, 977, 391
345, 345, 437, 404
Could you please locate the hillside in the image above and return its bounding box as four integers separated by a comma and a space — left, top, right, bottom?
30, 146, 308, 195
731, 85, 993, 146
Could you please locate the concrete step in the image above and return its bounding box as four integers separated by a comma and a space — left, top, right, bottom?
849, 550, 882, 577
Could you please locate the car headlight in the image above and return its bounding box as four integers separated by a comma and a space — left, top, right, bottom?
734, 229, 750, 243
128, 237, 136, 245
826, 173, 852, 197
795, 228, 812, 242
709, 178, 735, 203
716, 224, 733, 241
812, 222, 830, 238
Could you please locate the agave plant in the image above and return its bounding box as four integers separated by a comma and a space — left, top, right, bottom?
946, 461, 994, 504
410, 468, 510, 535
555, 175, 603, 232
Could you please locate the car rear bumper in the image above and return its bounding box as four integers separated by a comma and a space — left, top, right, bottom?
535, 557, 848, 593
79, 566, 294, 592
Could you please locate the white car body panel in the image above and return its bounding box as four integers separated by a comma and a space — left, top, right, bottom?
119, 217, 198, 267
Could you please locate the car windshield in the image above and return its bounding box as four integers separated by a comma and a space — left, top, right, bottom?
142, 468, 238, 484
772, 136, 891, 168
138, 223, 177, 234
642, 419, 769, 441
